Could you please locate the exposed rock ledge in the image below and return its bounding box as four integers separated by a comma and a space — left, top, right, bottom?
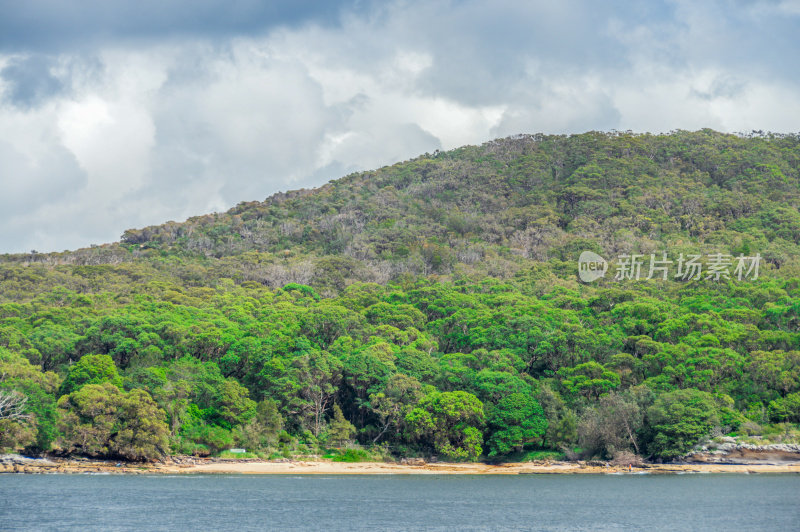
1, 454, 57, 467
684, 443, 800, 464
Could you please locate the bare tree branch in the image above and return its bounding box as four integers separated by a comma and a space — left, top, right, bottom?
0, 390, 30, 421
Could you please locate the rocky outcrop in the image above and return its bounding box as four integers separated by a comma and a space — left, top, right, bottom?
684, 443, 800, 464
0, 454, 59, 473
0, 454, 159, 474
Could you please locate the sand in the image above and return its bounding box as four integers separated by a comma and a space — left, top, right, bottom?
165, 460, 800, 475
3, 457, 800, 475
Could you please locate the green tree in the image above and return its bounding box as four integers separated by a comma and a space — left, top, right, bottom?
326, 404, 356, 447
113, 388, 172, 461
368, 374, 424, 443
293, 350, 342, 436
236, 399, 284, 451
578, 391, 647, 458
57, 383, 169, 461
472, 370, 547, 456
536, 382, 577, 450
215, 379, 257, 427
405, 390, 485, 461
60, 354, 122, 396
0, 348, 61, 452
485, 392, 547, 457
558, 361, 621, 400
0, 390, 34, 451
646, 389, 719, 460
768, 392, 800, 422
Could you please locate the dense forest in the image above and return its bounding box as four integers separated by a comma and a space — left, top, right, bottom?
1, 129, 799, 463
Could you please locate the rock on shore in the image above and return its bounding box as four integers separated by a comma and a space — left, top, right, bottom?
684, 443, 800, 464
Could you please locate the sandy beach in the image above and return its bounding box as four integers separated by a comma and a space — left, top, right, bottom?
167, 460, 800, 475
3, 456, 799, 475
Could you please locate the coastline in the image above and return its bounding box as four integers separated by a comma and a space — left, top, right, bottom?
3, 456, 800, 475
167, 460, 800, 475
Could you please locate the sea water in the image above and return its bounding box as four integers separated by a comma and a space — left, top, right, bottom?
1, 473, 798, 531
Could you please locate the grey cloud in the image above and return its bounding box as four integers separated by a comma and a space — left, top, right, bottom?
1, 55, 65, 108
651, 1, 800, 82
363, 0, 800, 108
491, 91, 623, 138
298, 161, 355, 191
0, 140, 88, 252
384, 1, 665, 107
0, 140, 86, 215
0, 0, 365, 52
128, 50, 339, 216
326, 122, 442, 172
0, 53, 105, 108
0, 0, 798, 254
691, 75, 747, 101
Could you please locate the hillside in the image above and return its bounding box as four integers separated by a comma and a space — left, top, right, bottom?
1, 130, 799, 463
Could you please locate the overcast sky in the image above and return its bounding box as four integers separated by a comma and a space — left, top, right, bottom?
1, 0, 799, 254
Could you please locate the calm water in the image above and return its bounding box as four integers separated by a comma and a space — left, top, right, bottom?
1, 474, 799, 531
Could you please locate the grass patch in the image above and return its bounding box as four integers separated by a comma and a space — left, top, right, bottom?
493, 449, 566, 463
331, 449, 372, 462
523, 450, 565, 461
218, 450, 259, 459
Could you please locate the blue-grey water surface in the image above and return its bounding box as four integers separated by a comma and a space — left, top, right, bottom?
1, 473, 799, 531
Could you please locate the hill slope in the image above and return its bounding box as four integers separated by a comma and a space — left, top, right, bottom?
7, 129, 800, 294
1, 129, 799, 463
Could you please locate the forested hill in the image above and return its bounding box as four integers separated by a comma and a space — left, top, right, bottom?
120, 128, 800, 268
4, 129, 800, 295
1, 130, 800, 464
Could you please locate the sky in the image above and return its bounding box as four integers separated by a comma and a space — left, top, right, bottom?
1, 0, 799, 254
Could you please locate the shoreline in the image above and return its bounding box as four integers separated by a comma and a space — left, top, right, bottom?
167, 461, 800, 475
3, 456, 800, 475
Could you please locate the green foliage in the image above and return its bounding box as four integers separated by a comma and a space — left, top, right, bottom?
331, 448, 372, 462
0, 349, 61, 452
178, 423, 234, 456
472, 370, 547, 456
405, 390, 485, 461
646, 389, 719, 460
282, 284, 321, 301
216, 380, 257, 426
559, 362, 621, 399
768, 392, 800, 422
60, 354, 122, 395
0, 417, 36, 452
326, 404, 356, 446
218, 450, 259, 459
235, 399, 284, 452
368, 373, 424, 443
484, 392, 547, 457
578, 390, 650, 459
293, 350, 342, 436
57, 383, 169, 461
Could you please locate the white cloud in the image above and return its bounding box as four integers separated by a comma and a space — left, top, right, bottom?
0, 0, 798, 253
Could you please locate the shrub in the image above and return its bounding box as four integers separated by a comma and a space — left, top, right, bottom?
331, 448, 372, 462
646, 389, 719, 460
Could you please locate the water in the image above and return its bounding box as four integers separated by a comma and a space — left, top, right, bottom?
1, 474, 798, 531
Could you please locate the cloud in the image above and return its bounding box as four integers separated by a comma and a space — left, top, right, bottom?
0, 0, 798, 253
0, 0, 361, 52
0, 55, 66, 108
